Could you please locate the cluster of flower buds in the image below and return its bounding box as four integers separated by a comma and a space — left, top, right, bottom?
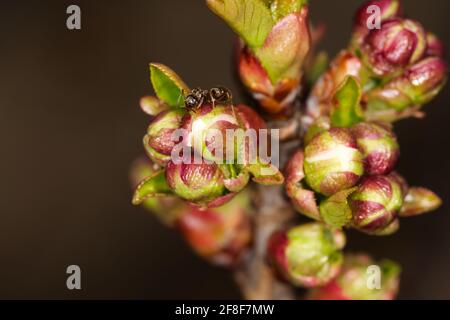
130, 156, 252, 266
308, 254, 401, 300
268, 223, 346, 287
285, 116, 441, 235
132, 63, 283, 209
207, 0, 311, 116
306, 0, 447, 123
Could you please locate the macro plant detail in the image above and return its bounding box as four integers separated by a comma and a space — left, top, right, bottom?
130, 0, 447, 300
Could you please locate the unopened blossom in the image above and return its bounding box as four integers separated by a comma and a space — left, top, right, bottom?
268, 223, 345, 288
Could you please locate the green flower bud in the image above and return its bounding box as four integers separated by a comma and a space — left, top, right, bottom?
268, 223, 345, 288
309, 254, 401, 300
144, 109, 185, 166
400, 187, 442, 217
349, 175, 403, 235
365, 57, 448, 121
165, 159, 232, 207
351, 122, 400, 175
304, 128, 364, 196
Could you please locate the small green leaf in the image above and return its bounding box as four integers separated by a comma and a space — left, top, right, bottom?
331, 76, 364, 128
206, 0, 274, 49
132, 170, 172, 205
150, 63, 189, 108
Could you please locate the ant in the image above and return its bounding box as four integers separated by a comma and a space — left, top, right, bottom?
183, 86, 233, 110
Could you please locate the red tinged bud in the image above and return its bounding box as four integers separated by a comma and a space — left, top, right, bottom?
165, 159, 232, 207
304, 128, 364, 196
144, 109, 185, 166
349, 175, 403, 235
361, 18, 427, 77
351, 122, 400, 175
309, 254, 401, 300
268, 223, 345, 288
354, 0, 402, 35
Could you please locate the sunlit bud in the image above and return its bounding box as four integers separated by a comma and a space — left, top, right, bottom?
309, 254, 401, 300
143, 109, 185, 166
176, 191, 252, 266
400, 187, 442, 217
349, 175, 403, 235
351, 122, 400, 175
361, 18, 426, 77
304, 128, 364, 196
268, 223, 345, 288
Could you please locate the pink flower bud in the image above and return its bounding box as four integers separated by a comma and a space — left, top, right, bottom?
309, 254, 401, 300
349, 175, 403, 235
304, 128, 364, 196
361, 18, 427, 77
165, 159, 232, 207
351, 122, 400, 175
144, 109, 185, 166
268, 223, 345, 288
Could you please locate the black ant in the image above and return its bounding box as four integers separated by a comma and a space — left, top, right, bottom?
184, 86, 233, 110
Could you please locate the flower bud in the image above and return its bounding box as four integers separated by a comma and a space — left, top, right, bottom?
165, 159, 232, 207
309, 254, 401, 300
268, 223, 345, 287
177, 191, 251, 266
351, 122, 400, 175
285, 150, 320, 220
237, 6, 311, 115
353, 0, 402, 39
361, 18, 426, 77
182, 103, 241, 164
304, 128, 364, 196
144, 109, 185, 166
400, 187, 442, 217
365, 57, 448, 120
349, 175, 403, 235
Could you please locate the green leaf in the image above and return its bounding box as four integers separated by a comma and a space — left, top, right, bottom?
150, 63, 189, 108
132, 170, 172, 205
206, 0, 274, 49
330, 76, 364, 128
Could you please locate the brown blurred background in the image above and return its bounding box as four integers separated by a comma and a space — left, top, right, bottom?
0, 0, 449, 299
